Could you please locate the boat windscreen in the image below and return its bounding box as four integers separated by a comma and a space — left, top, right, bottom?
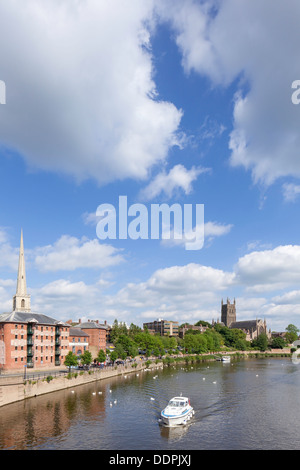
169, 400, 186, 407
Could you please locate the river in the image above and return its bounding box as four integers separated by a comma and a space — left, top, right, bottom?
0, 357, 299, 450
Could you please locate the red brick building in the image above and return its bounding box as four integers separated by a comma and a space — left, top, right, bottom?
69, 327, 89, 359
0, 231, 70, 372
0, 313, 70, 372
73, 320, 107, 358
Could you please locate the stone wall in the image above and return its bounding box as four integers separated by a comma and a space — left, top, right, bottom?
0, 362, 157, 408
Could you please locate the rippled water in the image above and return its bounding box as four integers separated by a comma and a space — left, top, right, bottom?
0, 358, 300, 450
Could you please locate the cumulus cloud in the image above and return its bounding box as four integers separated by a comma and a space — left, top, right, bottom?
235, 245, 300, 292
0, 0, 182, 184
157, 0, 300, 187
34, 235, 124, 271
161, 220, 232, 248
0, 227, 298, 328
105, 262, 235, 324
140, 164, 208, 200
282, 183, 300, 202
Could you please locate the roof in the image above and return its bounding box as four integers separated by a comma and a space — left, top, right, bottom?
73, 321, 107, 330
0, 311, 67, 326
230, 320, 261, 330
69, 327, 89, 337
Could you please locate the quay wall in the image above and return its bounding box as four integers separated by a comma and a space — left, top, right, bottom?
0, 362, 158, 408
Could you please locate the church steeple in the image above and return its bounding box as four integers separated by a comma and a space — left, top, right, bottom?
13, 230, 31, 312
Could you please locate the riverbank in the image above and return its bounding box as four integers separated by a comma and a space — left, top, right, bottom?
0, 360, 160, 408
0, 350, 292, 408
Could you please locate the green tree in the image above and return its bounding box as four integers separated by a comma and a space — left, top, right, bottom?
80, 350, 93, 366
285, 324, 299, 343
110, 319, 128, 343
183, 334, 195, 353
128, 323, 142, 337
114, 343, 127, 360
204, 329, 223, 351
97, 349, 106, 363
64, 351, 78, 372
110, 350, 118, 363
194, 320, 212, 328
252, 333, 269, 351
271, 337, 286, 349
115, 334, 139, 358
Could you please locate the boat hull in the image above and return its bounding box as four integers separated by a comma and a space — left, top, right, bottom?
161, 406, 194, 426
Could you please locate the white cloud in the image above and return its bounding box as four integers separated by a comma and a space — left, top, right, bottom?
157, 0, 300, 187
105, 262, 235, 324
1, 229, 299, 329
235, 245, 300, 292
0, 0, 182, 184
34, 235, 124, 271
161, 220, 232, 248
272, 290, 300, 305
140, 164, 208, 200
282, 183, 300, 202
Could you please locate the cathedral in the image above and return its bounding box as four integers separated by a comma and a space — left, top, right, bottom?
213, 297, 271, 341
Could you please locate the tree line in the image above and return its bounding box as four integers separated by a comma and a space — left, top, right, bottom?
64, 320, 299, 368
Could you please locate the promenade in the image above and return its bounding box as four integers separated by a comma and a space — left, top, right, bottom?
0, 360, 158, 408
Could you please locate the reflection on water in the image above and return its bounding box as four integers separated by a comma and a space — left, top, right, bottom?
0, 358, 300, 450
159, 421, 192, 443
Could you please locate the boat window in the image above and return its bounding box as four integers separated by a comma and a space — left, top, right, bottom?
169, 400, 186, 407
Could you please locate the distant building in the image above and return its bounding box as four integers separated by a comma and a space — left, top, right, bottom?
214, 298, 271, 341
73, 319, 107, 357
230, 319, 271, 341
0, 231, 70, 372
143, 319, 179, 337
69, 327, 89, 359
221, 298, 236, 327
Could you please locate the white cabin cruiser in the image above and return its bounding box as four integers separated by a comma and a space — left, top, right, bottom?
161, 397, 194, 426
221, 356, 231, 362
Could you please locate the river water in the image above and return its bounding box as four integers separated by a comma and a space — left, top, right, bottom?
0, 357, 299, 450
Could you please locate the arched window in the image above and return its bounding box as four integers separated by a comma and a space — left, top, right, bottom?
21, 299, 25, 308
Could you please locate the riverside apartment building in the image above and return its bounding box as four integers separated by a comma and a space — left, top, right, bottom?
0, 231, 70, 372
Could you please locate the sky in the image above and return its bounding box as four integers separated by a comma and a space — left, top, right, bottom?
0, 0, 300, 331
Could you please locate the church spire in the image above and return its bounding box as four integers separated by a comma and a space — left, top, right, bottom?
13, 230, 31, 312
16, 229, 27, 295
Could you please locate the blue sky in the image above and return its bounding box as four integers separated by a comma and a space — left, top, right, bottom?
0, 0, 300, 331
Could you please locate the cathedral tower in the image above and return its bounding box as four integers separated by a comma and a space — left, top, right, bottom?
221, 297, 236, 327
12, 230, 31, 312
